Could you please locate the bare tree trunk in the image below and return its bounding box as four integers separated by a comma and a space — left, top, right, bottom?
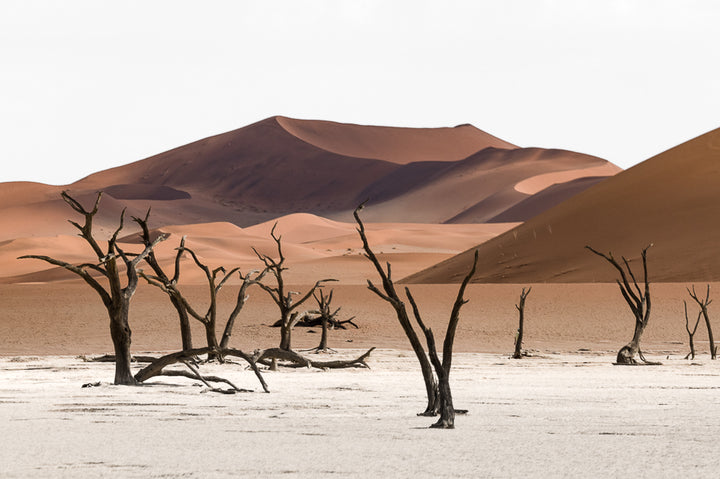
353, 204, 440, 415
688, 285, 716, 360
109, 304, 136, 385
433, 371, 454, 429
684, 300, 700, 360
204, 320, 220, 359
355, 202, 477, 426
279, 313, 293, 351
132, 212, 194, 351
586, 245, 654, 365
253, 224, 335, 353
318, 316, 329, 351
20, 191, 166, 385
512, 287, 531, 359
170, 294, 193, 351
616, 320, 645, 364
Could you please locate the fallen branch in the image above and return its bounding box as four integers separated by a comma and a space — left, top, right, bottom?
134, 347, 269, 393
255, 347, 375, 369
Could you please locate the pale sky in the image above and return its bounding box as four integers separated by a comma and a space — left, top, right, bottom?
2, 1, 719, 185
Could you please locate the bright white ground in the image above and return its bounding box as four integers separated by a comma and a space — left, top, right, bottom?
1, 350, 718, 478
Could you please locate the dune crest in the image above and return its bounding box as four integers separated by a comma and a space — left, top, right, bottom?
275, 116, 517, 164
405, 127, 720, 283
514, 163, 621, 195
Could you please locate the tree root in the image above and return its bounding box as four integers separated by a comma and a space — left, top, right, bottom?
301, 346, 338, 354
255, 347, 375, 369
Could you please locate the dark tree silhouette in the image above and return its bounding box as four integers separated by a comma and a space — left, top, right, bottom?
512, 287, 532, 359
687, 285, 716, 359
252, 224, 335, 351
586, 244, 657, 365
19, 191, 166, 384
133, 210, 192, 351
140, 237, 264, 361
354, 203, 478, 427
250, 224, 374, 369
304, 289, 356, 353
134, 346, 269, 393
683, 300, 701, 360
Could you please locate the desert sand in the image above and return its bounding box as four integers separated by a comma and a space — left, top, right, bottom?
408, 126, 720, 284
1, 116, 717, 477
2, 350, 719, 478
0, 116, 619, 242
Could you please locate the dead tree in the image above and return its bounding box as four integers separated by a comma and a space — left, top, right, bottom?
140, 238, 264, 361
683, 300, 701, 360
354, 203, 478, 427
134, 346, 269, 393
304, 289, 356, 354
19, 191, 166, 384
687, 285, 716, 359
133, 211, 192, 351
512, 287, 532, 359
254, 347, 375, 370
252, 224, 335, 351
586, 244, 657, 365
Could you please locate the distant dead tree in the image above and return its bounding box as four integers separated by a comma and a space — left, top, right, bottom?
304, 289, 357, 354
133, 211, 192, 351
355, 202, 478, 428
586, 244, 658, 365
512, 287, 532, 359
140, 237, 264, 361
251, 224, 374, 370
687, 285, 717, 359
683, 300, 701, 360
252, 224, 336, 352
19, 191, 166, 385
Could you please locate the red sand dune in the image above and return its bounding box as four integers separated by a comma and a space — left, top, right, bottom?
405, 127, 720, 284
275, 116, 516, 164
0, 213, 517, 285
0, 117, 618, 242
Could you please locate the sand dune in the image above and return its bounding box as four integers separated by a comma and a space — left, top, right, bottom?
0, 214, 517, 285
335, 147, 617, 224
0, 117, 617, 238
513, 162, 621, 195
406, 127, 720, 283
276, 115, 517, 164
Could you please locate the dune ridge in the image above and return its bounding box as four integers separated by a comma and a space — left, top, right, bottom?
405, 127, 720, 283
0, 116, 618, 244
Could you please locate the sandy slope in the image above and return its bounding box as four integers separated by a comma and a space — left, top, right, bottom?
407, 127, 720, 283
276, 115, 517, 163
0, 215, 516, 285
0, 116, 618, 238
1, 352, 718, 478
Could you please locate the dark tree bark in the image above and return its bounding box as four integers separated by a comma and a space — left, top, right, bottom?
19, 191, 166, 385
254, 347, 375, 369
133, 211, 193, 351
687, 285, 716, 360
303, 289, 353, 353
512, 287, 532, 359
353, 204, 438, 415
140, 238, 264, 361
252, 224, 335, 351
586, 244, 656, 365
354, 202, 478, 427
683, 300, 701, 360
134, 346, 269, 392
